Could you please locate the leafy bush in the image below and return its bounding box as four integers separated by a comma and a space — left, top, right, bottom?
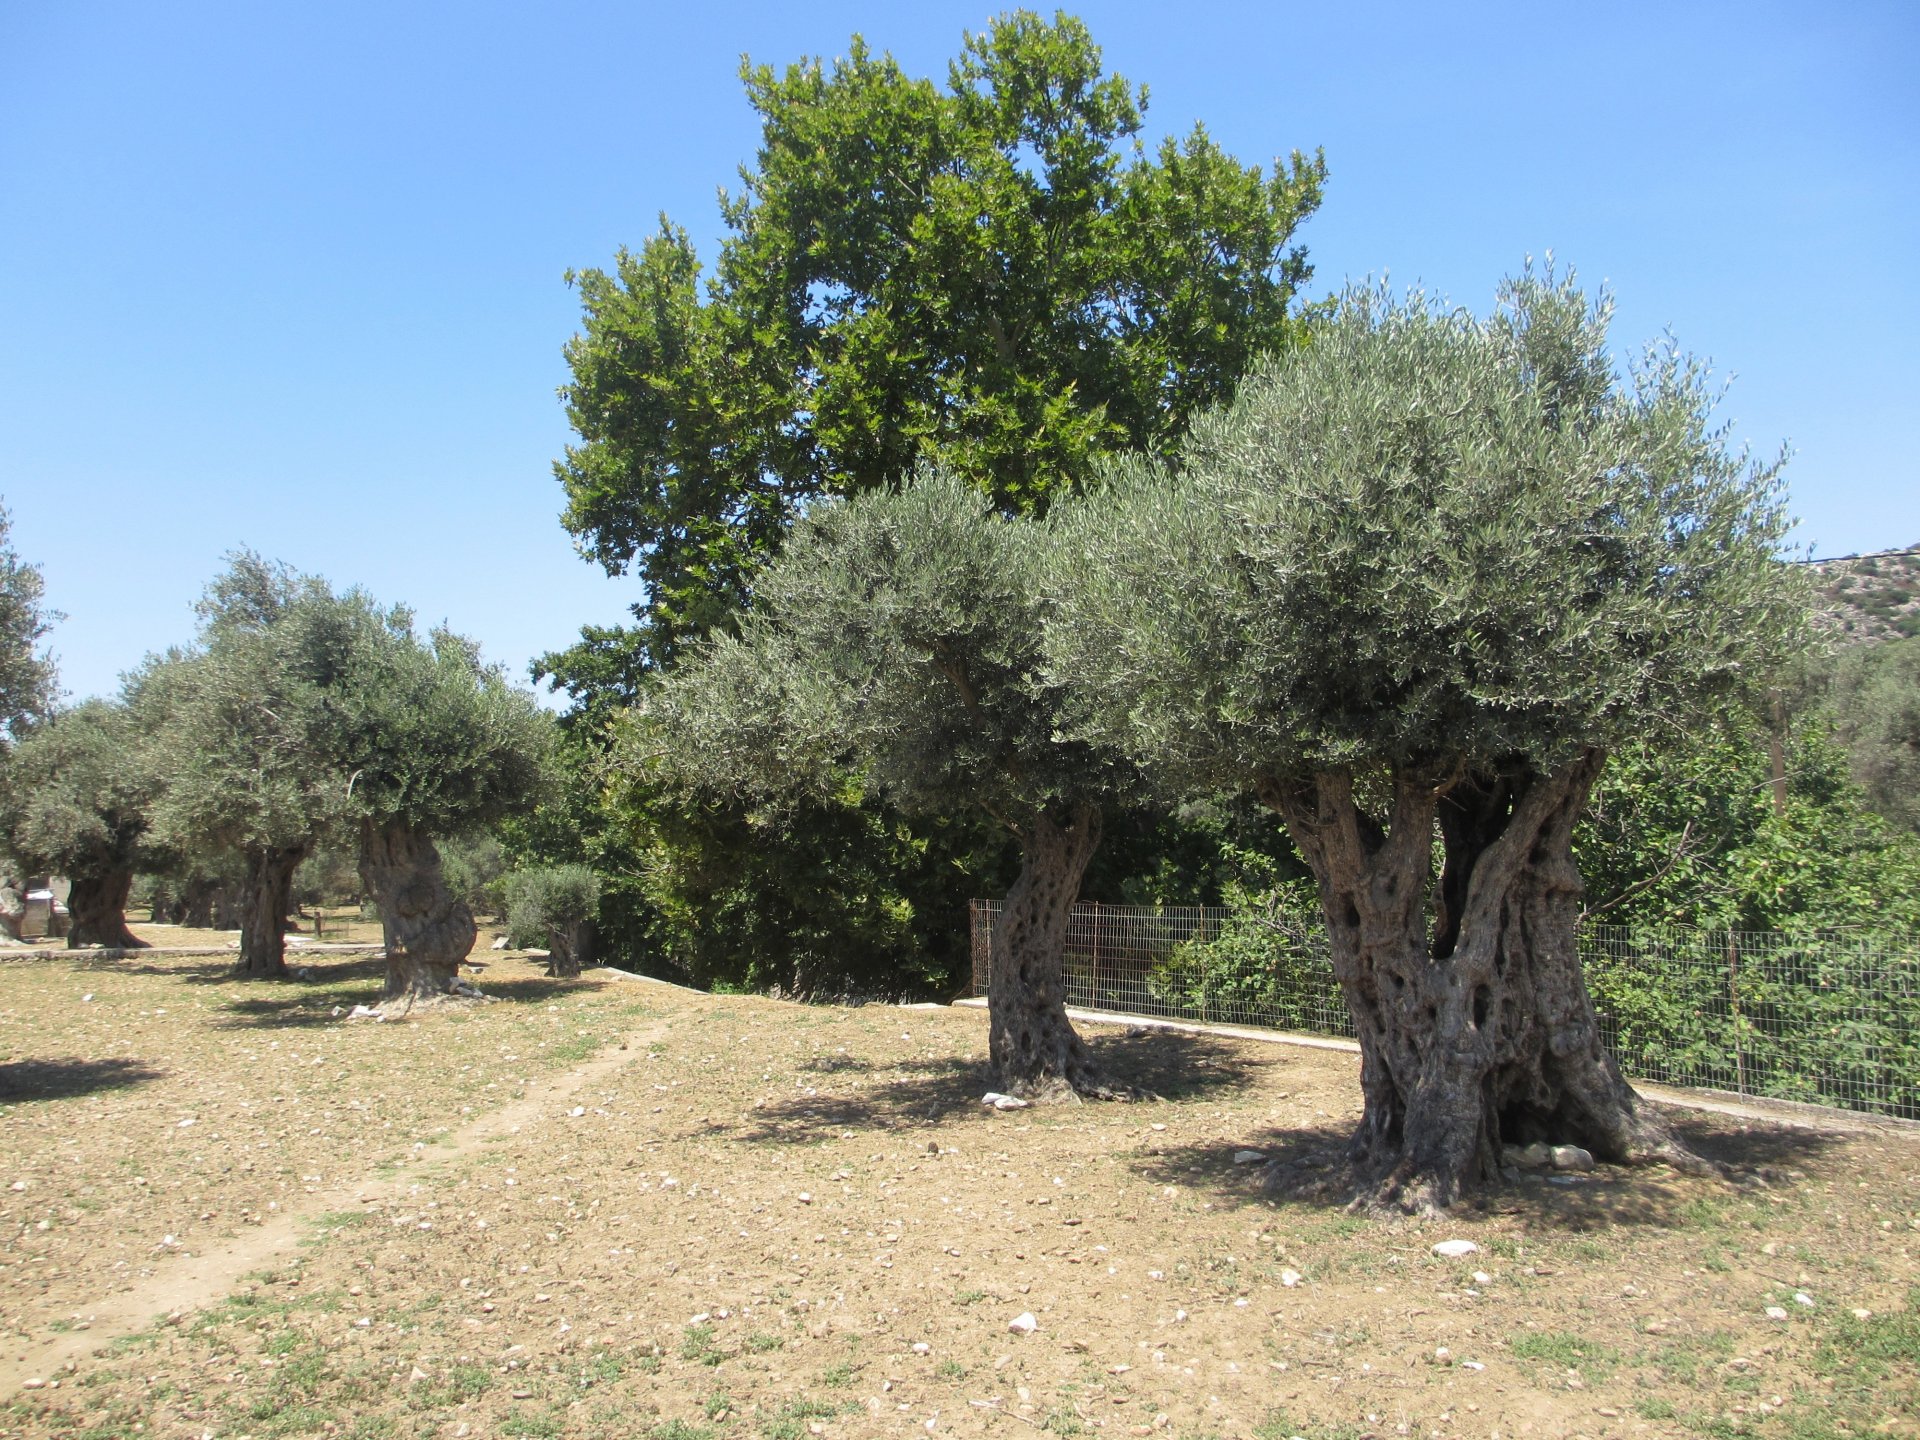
1147, 882, 1347, 1032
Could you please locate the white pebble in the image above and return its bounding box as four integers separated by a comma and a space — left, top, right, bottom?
1008, 1312, 1038, 1334
1432, 1240, 1479, 1259
1765, 1306, 1789, 1321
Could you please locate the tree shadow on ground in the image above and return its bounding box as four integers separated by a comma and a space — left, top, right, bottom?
719, 1027, 1269, 1146
1128, 1103, 1854, 1232
0, 1057, 164, 1102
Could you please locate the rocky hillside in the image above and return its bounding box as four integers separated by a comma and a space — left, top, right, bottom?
1808, 546, 1920, 644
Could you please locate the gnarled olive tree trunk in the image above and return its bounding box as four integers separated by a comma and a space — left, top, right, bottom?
986, 802, 1126, 1100
66, 868, 146, 949
544, 919, 593, 979
235, 844, 306, 977
1262, 751, 1700, 1213
361, 820, 479, 1005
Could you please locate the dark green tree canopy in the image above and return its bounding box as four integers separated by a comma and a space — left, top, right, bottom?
551, 9, 1325, 678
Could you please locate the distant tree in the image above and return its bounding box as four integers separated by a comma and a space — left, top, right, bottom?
631, 472, 1133, 1097
0, 501, 57, 743
549, 8, 1324, 676
504, 864, 601, 978
146, 555, 552, 991
1827, 637, 1920, 833
320, 620, 552, 1004
141, 561, 350, 977
0, 700, 155, 947
1052, 272, 1807, 1208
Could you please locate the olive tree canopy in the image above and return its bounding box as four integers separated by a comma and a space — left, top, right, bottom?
1051, 270, 1807, 1208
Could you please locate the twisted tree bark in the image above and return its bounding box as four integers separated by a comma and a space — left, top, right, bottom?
65, 868, 146, 949
234, 845, 306, 978
987, 802, 1127, 1100
361, 820, 480, 1007
1262, 750, 1701, 1213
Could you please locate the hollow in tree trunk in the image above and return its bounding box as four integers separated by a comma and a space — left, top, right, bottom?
234, 844, 306, 978
361, 820, 479, 1007
1261, 750, 1704, 1214
987, 802, 1128, 1100
65, 867, 146, 949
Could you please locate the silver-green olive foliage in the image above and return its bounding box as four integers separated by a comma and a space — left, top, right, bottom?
146, 556, 553, 862
1050, 272, 1807, 787
636, 471, 1120, 830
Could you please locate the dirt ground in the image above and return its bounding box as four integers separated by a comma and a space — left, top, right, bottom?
1, 947, 1915, 1440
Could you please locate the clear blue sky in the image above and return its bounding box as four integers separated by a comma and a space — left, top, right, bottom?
3, 1, 1915, 705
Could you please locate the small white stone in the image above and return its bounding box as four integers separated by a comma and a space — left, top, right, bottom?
1433, 1347, 1451, 1364
1461, 1360, 1485, 1372
1432, 1240, 1479, 1259
1765, 1306, 1789, 1321
1550, 1145, 1595, 1172
1008, 1312, 1038, 1334
911, 1342, 930, 1355
569, 1107, 585, 1118
1173, 1309, 1188, 1322
1794, 1292, 1815, 1307
1280, 1269, 1302, 1287
1471, 1271, 1492, 1286
81, 994, 94, 1002
796, 1193, 813, 1204
1852, 1308, 1874, 1320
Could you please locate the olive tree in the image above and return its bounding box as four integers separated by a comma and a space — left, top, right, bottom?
627, 472, 1132, 1097
0, 700, 155, 947
148, 556, 552, 989
504, 864, 601, 978
1051, 272, 1806, 1208
142, 561, 352, 976
323, 621, 552, 1005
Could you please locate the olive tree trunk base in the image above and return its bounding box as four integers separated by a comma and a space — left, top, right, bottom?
1267, 753, 1707, 1215
234, 846, 305, 978
362, 821, 482, 1012
544, 920, 593, 979
65, 869, 146, 949
987, 804, 1132, 1101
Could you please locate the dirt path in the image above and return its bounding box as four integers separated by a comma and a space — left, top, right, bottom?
0, 1012, 669, 1390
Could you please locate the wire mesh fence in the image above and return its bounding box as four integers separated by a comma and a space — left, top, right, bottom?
969, 901, 1920, 1120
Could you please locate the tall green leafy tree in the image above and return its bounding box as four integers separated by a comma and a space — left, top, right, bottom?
550, 8, 1325, 679
1052, 271, 1807, 1210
